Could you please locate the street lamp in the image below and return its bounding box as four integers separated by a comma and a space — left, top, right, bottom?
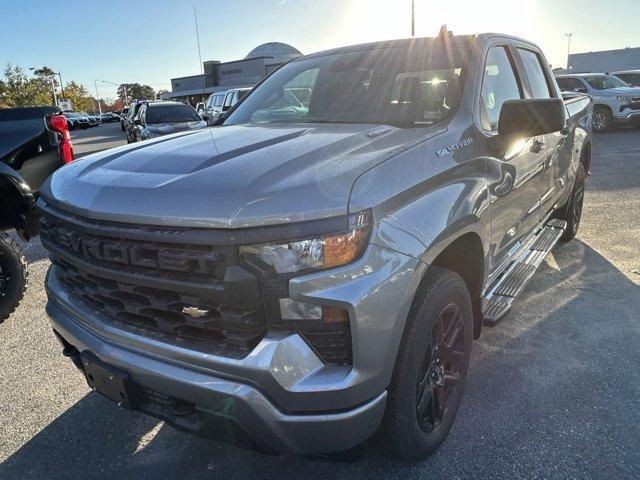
565, 33, 573, 70
94, 80, 102, 115
411, 0, 415, 36
101, 80, 128, 106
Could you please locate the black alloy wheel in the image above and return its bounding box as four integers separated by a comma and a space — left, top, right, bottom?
415, 304, 465, 432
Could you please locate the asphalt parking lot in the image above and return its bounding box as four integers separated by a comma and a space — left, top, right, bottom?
0, 125, 639, 479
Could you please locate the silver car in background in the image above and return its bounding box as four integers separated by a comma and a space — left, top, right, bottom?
131, 101, 207, 142
556, 73, 640, 131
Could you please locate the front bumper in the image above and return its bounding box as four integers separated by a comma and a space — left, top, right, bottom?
45, 240, 421, 453
613, 109, 640, 124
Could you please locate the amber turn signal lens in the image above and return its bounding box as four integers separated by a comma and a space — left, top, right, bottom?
322, 306, 349, 324
323, 228, 369, 269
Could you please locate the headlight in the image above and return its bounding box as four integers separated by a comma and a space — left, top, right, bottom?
240, 210, 371, 274
617, 96, 633, 103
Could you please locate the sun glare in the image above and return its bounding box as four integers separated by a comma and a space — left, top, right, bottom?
345, 0, 536, 44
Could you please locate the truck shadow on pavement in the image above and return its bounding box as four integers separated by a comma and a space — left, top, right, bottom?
1, 240, 639, 479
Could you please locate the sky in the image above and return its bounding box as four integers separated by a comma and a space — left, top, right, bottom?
1, 0, 639, 100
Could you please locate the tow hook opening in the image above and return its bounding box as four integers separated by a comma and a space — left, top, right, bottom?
52, 329, 82, 370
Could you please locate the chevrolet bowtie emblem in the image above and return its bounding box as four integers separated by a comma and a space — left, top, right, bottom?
182, 306, 209, 318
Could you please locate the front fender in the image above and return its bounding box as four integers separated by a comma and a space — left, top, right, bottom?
0, 163, 38, 235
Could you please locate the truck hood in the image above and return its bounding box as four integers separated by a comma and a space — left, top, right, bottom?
41, 123, 435, 228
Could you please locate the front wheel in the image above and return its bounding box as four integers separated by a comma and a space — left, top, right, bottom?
593, 107, 613, 132
383, 267, 473, 461
0, 233, 28, 325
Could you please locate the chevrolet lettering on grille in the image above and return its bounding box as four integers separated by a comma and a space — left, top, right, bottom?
48, 225, 222, 274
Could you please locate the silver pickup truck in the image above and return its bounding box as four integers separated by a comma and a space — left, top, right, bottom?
39, 32, 592, 460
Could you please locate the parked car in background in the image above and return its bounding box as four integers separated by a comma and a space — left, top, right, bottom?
201, 90, 226, 124
99, 112, 120, 123
81, 112, 100, 127
63, 112, 90, 130
123, 100, 148, 143
612, 70, 640, 87
40, 32, 592, 460
0, 106, 73, 323
130, 101, 207, 142
555, 73, 640, 131
221, 87, 251, 115
120, 107, 129, 131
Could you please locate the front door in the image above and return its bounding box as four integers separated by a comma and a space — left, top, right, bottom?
478, 44, 547, 270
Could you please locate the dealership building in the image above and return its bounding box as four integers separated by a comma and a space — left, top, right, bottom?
163, 42, 302, 104
567, 46, 640, 73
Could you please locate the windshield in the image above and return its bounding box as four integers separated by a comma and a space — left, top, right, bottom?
224, 43, 470, 128
583, 74, 629, 90
145, 104, 201, 124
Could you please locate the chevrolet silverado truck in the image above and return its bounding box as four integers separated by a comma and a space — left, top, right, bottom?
0, 106, 73, 323
556, 73, 640, 131
39, 32, 592, 460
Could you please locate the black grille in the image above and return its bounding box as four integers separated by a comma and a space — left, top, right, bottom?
40, 207, 266, 358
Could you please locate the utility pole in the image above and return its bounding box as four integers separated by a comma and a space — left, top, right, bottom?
58, 71, 65, 100
94, 80, 102, 115
194, 3, 206, 101
565, 33, 573, 69
411, 0, 415, 36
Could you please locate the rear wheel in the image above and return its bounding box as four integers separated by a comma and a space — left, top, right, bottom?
0, 233, 28, 324
592, 107, 612, 132
383, 267, 473, 461
558, 163, 587, 242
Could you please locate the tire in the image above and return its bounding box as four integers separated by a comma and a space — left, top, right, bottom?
383, 267, 473, 461
592, 107, 613, 132
558, 163, 587, 242
0, 233, 28, 324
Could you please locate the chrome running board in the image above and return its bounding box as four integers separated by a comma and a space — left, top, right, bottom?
482, 219, 567, 326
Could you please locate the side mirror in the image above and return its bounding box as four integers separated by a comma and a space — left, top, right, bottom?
498, 99, 565, 142
134, 118, 142, 126
573, 86, 587, 93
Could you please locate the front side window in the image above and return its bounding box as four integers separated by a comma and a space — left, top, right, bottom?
517, 48, 552, 99
225, 43, 470, 128
480, 46, 523, 131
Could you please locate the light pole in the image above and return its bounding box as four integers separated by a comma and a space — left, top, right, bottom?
411, 0, 415, 36
101, 80, 128, 106
94, 80, 102, 115
564, 33, 573, 69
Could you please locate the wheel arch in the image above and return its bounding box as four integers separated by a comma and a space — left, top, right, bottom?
424, 231, 485, 339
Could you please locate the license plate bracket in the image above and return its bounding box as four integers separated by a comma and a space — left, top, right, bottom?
80, 352, 140, 409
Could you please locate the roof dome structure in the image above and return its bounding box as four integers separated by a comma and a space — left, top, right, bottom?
245, 42, 301, 62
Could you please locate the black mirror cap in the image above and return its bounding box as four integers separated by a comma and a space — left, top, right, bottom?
498, 99, 566, 140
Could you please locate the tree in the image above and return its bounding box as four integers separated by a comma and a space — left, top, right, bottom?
0, 64, 52, 107
117, 83, 155, 102
156, 89, 169, 100
63, 81, 93, 112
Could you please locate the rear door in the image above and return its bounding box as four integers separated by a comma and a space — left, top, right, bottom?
512, 45, 567, 217
478, 43, 548, 270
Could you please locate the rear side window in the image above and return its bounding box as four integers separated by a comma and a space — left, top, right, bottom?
480, 46, 523, 131
517, 48, 552, 99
